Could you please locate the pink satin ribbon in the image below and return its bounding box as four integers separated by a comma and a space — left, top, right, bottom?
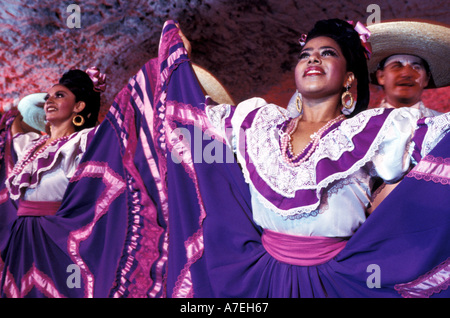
17, 200, 61, 216
298, 33, 307, 46
347, 20, 372, 59
262, 229, 348, 266
298, 21, 372, 59
85, 67, 107, 92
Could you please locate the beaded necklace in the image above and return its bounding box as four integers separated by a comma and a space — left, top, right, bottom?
280, 114, 345, 167
11, 135, 70, 176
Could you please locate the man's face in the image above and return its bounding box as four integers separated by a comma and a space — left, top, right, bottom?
376, 54, 430, 107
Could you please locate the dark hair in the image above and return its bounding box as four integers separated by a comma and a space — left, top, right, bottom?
304, 19, 370, 117
59, 69, 101, 131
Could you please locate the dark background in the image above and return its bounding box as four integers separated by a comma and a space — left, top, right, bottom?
1, 0, 449, 120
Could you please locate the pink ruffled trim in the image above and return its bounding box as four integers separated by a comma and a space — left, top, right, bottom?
407, 154, 450, 185
109, 62, 167, 298
150, 22, 200, 298
395, 258, 450, 298
6, 134, 74, 200
165, 100, 232, 297
2, 262, 66, 298
166, 100, 225, 142
0, 188, 8, 205
68, 161, 126, 298
165, 101, 219, 297
132, 65, 167, 298
165, 93, 243, 294
172, 229, 204, 298
0, 255, 4, 292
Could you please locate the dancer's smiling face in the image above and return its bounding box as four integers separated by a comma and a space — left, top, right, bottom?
295, 36, 353, 100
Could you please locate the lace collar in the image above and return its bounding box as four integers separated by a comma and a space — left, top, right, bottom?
239, 104, 388, 216
6, 128, 94, 200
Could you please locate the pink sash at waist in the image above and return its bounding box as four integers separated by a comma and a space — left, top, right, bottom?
17, 200, 61, 216
261, 229, 348, 266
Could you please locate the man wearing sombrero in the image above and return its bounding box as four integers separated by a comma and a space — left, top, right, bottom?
367, 20, 450, 115
367, 20, 450, 213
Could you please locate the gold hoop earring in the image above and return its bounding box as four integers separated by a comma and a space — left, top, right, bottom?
296, 95, 303, 114
72, 114, 85, 127
341, 89, 354, 109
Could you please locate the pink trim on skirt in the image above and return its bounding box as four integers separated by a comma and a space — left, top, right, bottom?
17, 200, 61, 216
261, 229, 348, 266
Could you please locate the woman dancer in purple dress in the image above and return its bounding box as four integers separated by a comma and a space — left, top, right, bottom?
168, 19, 450, 298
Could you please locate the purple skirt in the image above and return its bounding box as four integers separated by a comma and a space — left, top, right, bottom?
187, 127, 450, 298
159, 23, 450, 298
1, 20, 449, 298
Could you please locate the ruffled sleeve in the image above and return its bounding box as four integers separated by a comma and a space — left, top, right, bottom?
12, 132, 42, 161
369, 107, 422, 183
63, 127, 96, 179
6, 127, 96, 201
205, 97, 282, 164
414, 112, 450, 158
372, 109, 450, 183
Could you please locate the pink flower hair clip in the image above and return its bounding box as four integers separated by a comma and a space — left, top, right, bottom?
85, 67, 107, 92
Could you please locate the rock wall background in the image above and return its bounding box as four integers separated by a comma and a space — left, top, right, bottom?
1, 0, 449, 120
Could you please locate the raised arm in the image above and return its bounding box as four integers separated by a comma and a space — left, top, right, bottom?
11, 92, 47, 136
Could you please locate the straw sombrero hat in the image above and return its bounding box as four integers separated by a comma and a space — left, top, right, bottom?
192, 64, 235, 105
367, 20, 450, 88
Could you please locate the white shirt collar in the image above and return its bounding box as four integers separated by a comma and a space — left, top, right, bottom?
381, 99, 421, 109
380, 99, 441, 117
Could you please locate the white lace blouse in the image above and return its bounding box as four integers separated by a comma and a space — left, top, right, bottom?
206, 97, 450, 237
7, 128, 95, 202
